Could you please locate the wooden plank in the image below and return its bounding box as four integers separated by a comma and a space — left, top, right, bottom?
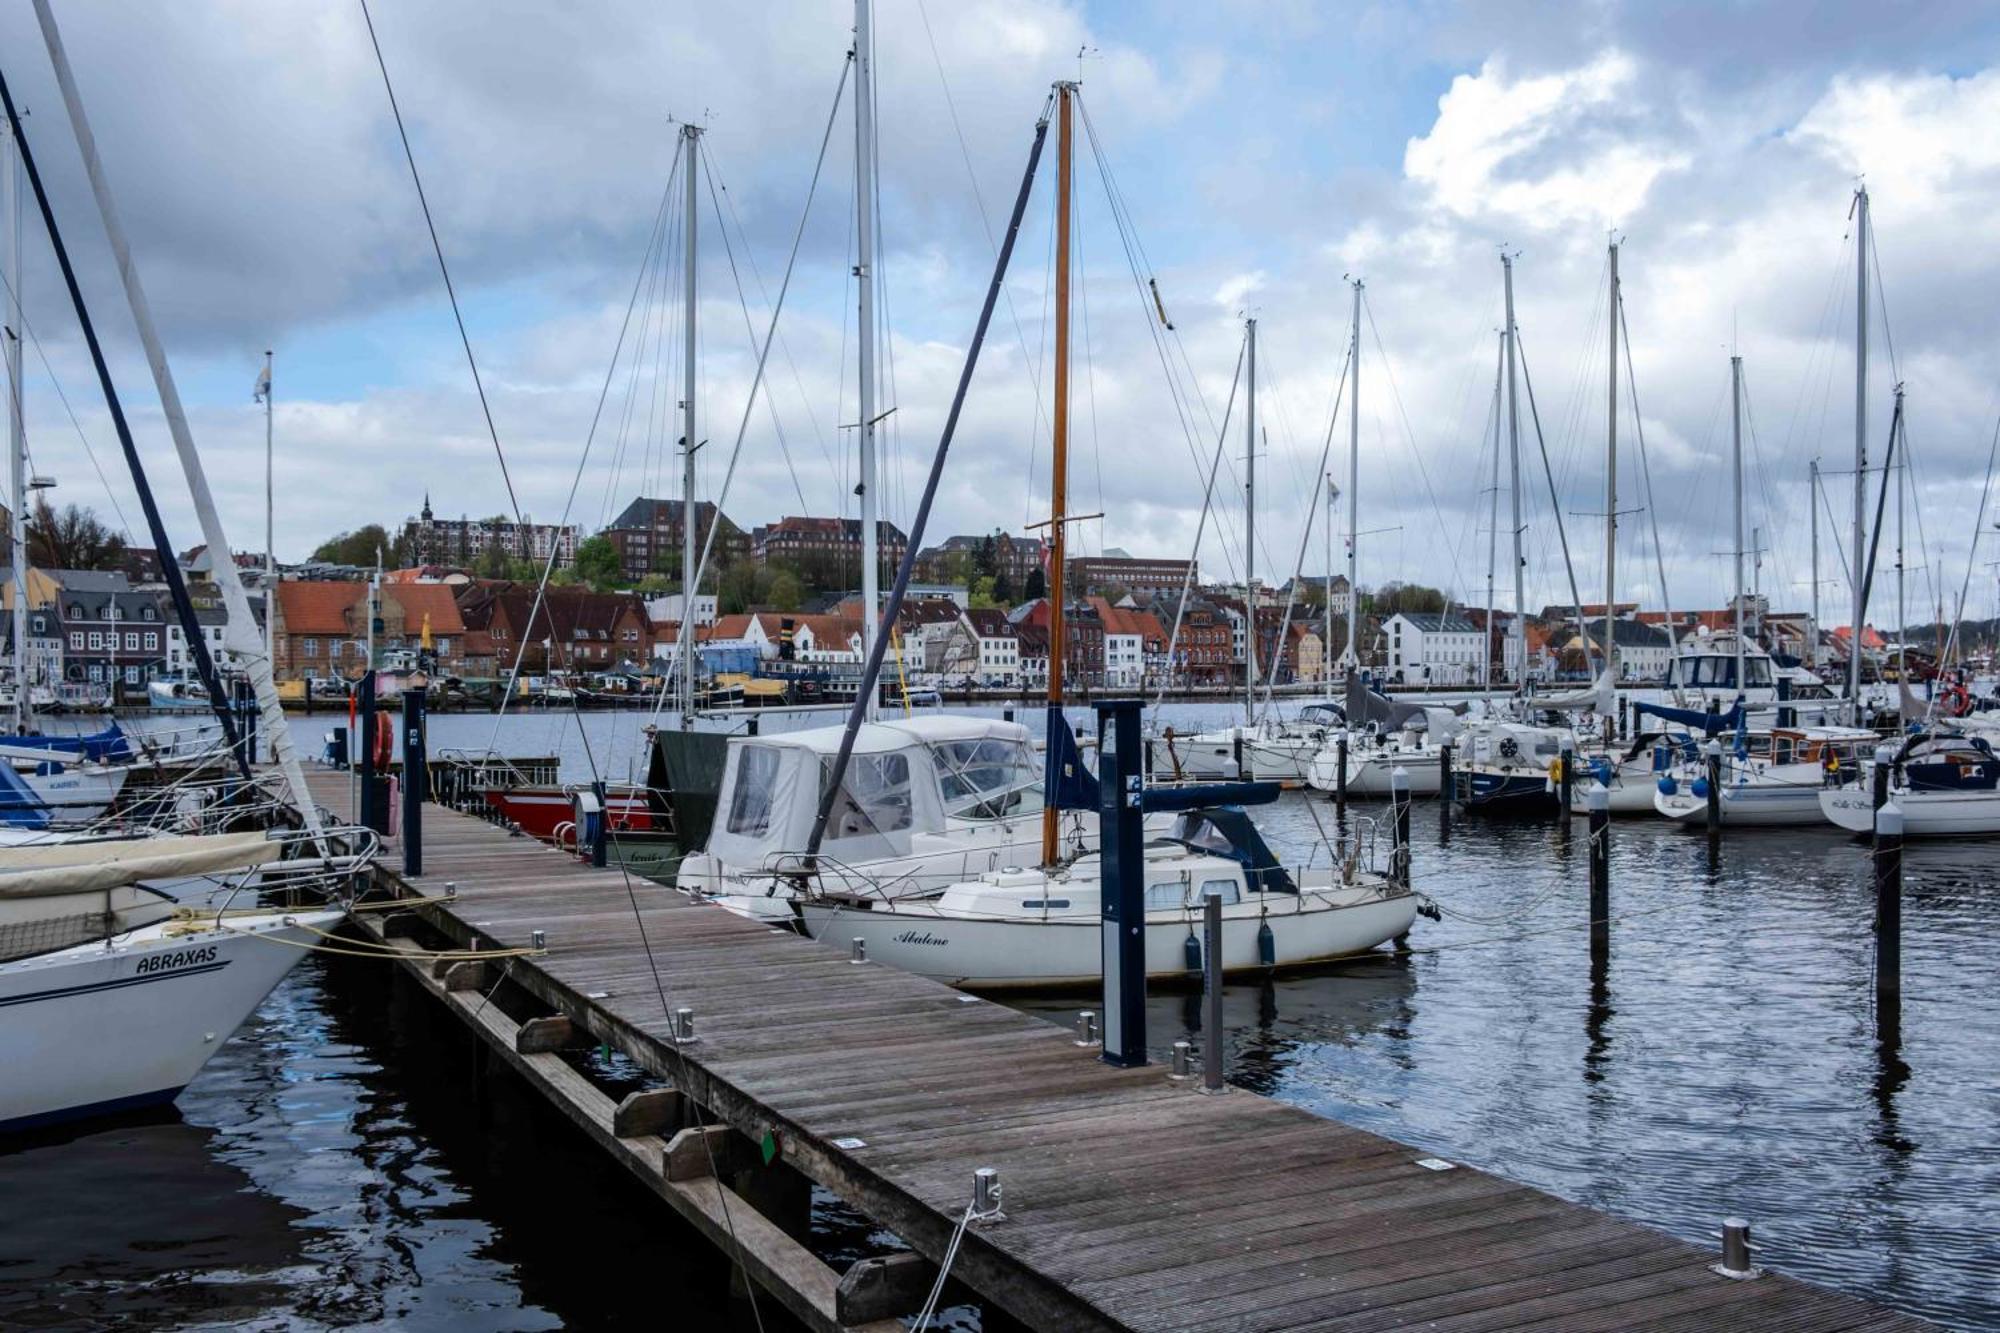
613, 1087, 686, 1138
513, 1015, 579, 1053
837, 1252, 937, 1325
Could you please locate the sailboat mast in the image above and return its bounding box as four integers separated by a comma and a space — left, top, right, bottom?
1485, 331, 1501, 692
3, 120, 24, 732
1323, 472, 1333, 692
1809, 459, 1820, 671
1343, 279, 1360, 670
1243, 316, 1257, 720
262, 348, 274, 750
854, 0, 881, 722
1040, 81, 1074, 868
1731, 354, 1745, 694
1502, 256, 1525, 690
1849, 185, 1868, 714
1895, 405, 1905, 681
679, 123, 701, 726
1603, 241, 1619, 707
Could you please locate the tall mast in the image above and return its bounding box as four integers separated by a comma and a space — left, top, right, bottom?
1895, 402, 1905, 683
679, 123, 701, 725
1323, 472, 1333, 691
1731, 354, 1745, 695
1343, 279, 1361, 670
1808, 460, 1820, 671
1243, 315, 1257, 721
1849, 185, 1868, 714
1603, 241, 1619, 714
1485, 331, 1501, 692
1039, 81, 1074, 868
3, 119, 24, 732
854, 0, 881, 721
262, 347, 273, 751
1502, 255, 1526, 690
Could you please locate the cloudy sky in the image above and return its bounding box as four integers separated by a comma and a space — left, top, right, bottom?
2, 0, 1999, 626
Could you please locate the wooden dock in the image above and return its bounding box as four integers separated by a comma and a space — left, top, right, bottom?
306, 769, 1931, 1331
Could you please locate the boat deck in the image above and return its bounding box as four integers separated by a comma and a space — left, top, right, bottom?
303, 767, 1932, 1331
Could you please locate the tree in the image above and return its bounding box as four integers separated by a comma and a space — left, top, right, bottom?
28, 499, 127, 571
311, 523, 394, 569
973, 533, 998, 579
991, 568, 1015, 605
1023, 565, 1046, 601
573, 535, 623, 591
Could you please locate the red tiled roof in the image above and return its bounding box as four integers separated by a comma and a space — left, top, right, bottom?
275, 581, 363, 635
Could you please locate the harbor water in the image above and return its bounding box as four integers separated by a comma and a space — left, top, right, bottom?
2, 705, 1994, 1329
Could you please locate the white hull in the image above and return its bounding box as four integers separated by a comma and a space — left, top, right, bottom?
20, 764, 128, 822
1305, 746, 1443, 797
0, 909, 338, 1131
1820, 786, 2000, 836
1656, 774, 1835, 827
1149, 728, 1327, 783
801, 888, 1416, 990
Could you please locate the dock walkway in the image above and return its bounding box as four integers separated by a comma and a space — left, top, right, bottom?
305, 769, 1929, 1331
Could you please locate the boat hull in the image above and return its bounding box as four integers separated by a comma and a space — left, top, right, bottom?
482, 787, 653, 841
1306, 748, 1443, 797
800, 889, 1417, 991
1820, 785, 2000, 836
1656, 780, 1834, 826
1455, 768, 1556, 813
0, 909, 338, 1132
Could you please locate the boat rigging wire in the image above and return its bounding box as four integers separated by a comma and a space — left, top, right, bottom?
357, 0, 526, 542
1153, 334, 1246, 705
1512, 331, 1593, 656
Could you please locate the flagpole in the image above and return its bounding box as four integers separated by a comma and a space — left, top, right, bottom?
260, 349, 273, 761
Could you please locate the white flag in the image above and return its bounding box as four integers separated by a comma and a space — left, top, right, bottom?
253, 362, 271, 403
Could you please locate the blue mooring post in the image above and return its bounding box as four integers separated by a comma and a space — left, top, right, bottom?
591, 779, 609, 868
1873, 801, 1902, 1009
402, 685, 426, 877
357, 671, 383, 834
1096, 699, 1148, 1068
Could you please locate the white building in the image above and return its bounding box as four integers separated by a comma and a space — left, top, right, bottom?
964, 608, 1020, 685
647, 593, 718, 627
1385, 611, 1486, 686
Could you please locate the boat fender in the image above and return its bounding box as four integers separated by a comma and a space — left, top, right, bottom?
1183, 931, 1202, 975
1416, 896, 1442, 923
1656, 775, 1678, 796
1690, 777, 1710, 799
1546, 756, 1563, 784
1589, 757, 1612, 785
1257, 919, 1276, 968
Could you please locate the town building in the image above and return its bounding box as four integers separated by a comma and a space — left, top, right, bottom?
912, 533, 1043, 586
964, 607, 1020, 685
272, 580, 470, 681
164, 600, 233, 676
402, 495, 579, 570
1089, 597, 1166, 689
751, 516, 909, 586
1560, 619, 1675, 682
599, 498, 748, 583
1385, 611, 1486, 685
51, 574, 171, 689
0, 603, 65, 691
1071, 553, 1195, 599
646, 593, 718, 627
453, 582, 649, 675
702, 611, 862, 664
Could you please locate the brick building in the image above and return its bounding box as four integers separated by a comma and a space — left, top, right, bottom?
599, 497, 748, 583
271, 581, 469, 681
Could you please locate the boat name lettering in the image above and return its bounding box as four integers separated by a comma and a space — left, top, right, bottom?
892, 930, 949, 948
135, 945, 219, 975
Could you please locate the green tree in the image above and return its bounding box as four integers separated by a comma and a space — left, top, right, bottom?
310, 523, 393, 568
573, 535, 623, 591
991, 568, 1015, 605
766, 568, 804, 612
968, 575, 999, 609
1023, 565, 1046, 601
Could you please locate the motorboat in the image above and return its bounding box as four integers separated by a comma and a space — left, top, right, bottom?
147, 673, 213, 712
799, 805, 1416, 990
1820, 733, 2000, 836
679, 714, 1113, 924
1655, 725, 1878, 826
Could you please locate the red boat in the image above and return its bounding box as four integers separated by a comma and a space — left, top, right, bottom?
482, 785, 657, 841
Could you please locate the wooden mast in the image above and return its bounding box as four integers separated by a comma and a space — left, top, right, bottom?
1041, 81, 1074, 866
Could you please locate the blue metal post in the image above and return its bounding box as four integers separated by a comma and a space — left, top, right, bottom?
357, 671, 383, 833
402, 685, 426, 877
591, 779, 609, 868
1096, 698, 1147, 1067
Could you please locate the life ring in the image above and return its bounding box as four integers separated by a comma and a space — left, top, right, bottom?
1946, 684, 1971, 717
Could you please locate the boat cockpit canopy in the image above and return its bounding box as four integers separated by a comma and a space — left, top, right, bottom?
1165, 807, 1296, 895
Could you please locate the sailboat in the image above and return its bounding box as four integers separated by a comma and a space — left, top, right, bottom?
1819, 730, 2000, 836
797, 82, 1416, 985
0, 4, 357, 1131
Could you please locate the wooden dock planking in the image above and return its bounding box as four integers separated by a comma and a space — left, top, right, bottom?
308, 771, 1932, 1332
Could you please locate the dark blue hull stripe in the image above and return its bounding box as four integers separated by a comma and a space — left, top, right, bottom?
0, 959, 231, 1008
0, 1086, 184, 1133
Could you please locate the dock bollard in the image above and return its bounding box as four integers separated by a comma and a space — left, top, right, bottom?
1334, 735, 1349, 816
1587, 786, 1610, 963
445, 881, 457, 901
973, 1166, 1003, 1220
850, 937, 867, 964
1704, 740, 1723, 835
1712, 1217, 1761, 1280
1390, 766, 1411, 888
1201, 891, 1225, 1093
1171, 1040, 1192, 1079
531, 929, 547, 954
1074, 1010, 1098, 1046
1874, 802, 1903, 1004
672, 1007, 697, 1043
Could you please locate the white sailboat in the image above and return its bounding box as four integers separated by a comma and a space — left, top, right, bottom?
1655, 724, 1877, 826
1819, 733, 2000, 836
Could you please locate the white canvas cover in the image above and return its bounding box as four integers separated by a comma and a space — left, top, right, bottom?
0, 831, 280, 899
704, 717, 1032, 869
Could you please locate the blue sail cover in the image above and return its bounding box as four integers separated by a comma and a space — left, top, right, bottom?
0, 721, 133, 764
1044, 708, 1101, 811
0, 761, 50, 827
1633, 700, 1743, 737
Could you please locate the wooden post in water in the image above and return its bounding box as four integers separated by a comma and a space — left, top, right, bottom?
1873, 801, 1902, 1008
1334, 734, 1348, 818
1587, 785, 1610, 964
1437, 742, 1453, 834
1558, 738, 1575, 823
1871, 744, 1894, 828
1704, 739, 1723, 837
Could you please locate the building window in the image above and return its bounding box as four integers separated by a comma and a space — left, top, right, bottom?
87, 631, 102, 650
145, 632, 158, 651
125, 632, 139, 651
69, 632, 82, 651
124, 666, 140, 685
87, 664, 102, 682
144, 606, 158, 621
304, 638, 319, 658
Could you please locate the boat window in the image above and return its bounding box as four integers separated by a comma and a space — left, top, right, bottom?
1745, 658, 1774, 687
725, 745, 781, 836
1021, 899, 1071, 910
824, 752, 914, 839
932, 737, 1043, 819
1201, 879, 1242, 905
1144, 882, 1187, 912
